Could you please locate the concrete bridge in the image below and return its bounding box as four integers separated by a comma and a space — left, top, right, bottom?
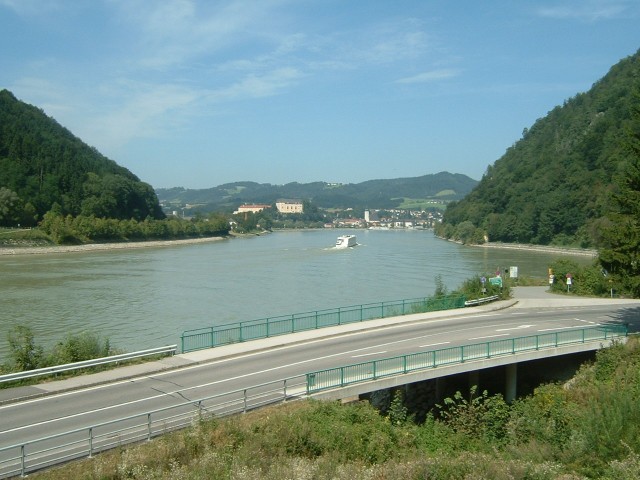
307, 287, 635, 405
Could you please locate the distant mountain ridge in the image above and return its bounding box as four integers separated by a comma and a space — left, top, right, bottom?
155, 172, 478, 211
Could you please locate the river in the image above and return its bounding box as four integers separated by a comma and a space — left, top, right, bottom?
0, 229, 594, 360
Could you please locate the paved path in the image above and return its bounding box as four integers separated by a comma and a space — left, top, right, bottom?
511, 286, 639, 308
2, 286, 639, 405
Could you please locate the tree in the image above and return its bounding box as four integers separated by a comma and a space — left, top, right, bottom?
598, 81, 640, 296
0, 187, 22, 226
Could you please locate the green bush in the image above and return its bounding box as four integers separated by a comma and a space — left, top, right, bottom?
6, 325, 43, 371
3, 325, 114, 374
49, 331, 112, 364
436, 386, 510, 447
548, 258, 610, 296
454, 274, 509, 300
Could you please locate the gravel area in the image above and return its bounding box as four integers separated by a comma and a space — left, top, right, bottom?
0, 236, 225, 256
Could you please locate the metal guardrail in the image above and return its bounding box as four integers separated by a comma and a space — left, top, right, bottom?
0, 345, 177, 384
181, 295, 467, 352
464, 295, 500, 306
304, 324, 628, 394
0, 375, 307, 479
0, 325, 628, 478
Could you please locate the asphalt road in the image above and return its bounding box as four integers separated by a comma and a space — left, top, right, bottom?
1, 287, 639, 476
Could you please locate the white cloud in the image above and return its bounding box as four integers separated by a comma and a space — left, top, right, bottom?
0, 0, 64, 16
109, 0, 292, 69
314, 18, 429, 69
82, 82, 201, 145
208, 67, 304, 102
395, 69, 460, 84
6, 2, 437, 153
536, 1, 630, 21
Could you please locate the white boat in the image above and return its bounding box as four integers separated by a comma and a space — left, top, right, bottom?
335, 234, 357, 248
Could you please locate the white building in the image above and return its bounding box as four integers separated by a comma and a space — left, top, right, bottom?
233, 204, 271, 214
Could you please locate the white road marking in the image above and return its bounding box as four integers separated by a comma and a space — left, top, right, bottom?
418, 341, 451, 348
352, 351, 387, 358
468, 334, 510, 340
538, 324, 600, 332
576, 318, 597, 324
0, 309, 599, 417
495, 325, 534, 332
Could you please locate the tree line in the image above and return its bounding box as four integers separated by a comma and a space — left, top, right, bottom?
38, 209, 230, 244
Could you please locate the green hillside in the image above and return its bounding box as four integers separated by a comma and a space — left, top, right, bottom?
437, 49, 640, 247
156, 172, 478, 212
0, 89, 164, 226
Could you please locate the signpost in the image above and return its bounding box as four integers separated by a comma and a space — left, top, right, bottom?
566, 273, 573, 292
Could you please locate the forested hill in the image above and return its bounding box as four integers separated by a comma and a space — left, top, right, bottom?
437, 49, 640, 247
0, 89, 164, 225
156, 172, 478, 212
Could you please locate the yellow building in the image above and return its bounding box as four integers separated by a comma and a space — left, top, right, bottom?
275, 199, 303, 214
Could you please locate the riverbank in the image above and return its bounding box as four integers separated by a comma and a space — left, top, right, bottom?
1, 232, 598, 258
433, 234, 598, 258
0, 236, 227, 256
476, 242, 597, 257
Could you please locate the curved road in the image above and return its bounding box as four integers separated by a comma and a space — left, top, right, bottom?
1, 287, 639, 474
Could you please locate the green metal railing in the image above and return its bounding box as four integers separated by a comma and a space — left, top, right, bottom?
181, 294, 466, 352
305, 324, 628, 394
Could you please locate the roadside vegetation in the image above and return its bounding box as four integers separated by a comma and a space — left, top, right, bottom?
31, 337, 640, 480
0, 327, 141, 388
547, 258, 621, 297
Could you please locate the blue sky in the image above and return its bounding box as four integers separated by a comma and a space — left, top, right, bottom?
1, 1, 639, 189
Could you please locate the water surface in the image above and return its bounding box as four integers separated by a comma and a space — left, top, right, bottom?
0, 230, 592, 360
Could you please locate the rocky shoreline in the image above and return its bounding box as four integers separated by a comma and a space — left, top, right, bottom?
476, 242, 597, 257
0, 236, 226, 256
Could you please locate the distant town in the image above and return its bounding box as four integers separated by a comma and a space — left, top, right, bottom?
166, 198, 444, 230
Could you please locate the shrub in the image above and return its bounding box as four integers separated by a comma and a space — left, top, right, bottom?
50, 331, 112, 364
436, 386, 510, 448
6, 325, 43, 371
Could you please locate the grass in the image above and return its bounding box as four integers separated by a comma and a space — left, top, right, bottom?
395, 197, 448, 210
0, 227, 53, 246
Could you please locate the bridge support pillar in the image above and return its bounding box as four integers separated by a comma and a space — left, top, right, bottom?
505, 363, 517, 403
